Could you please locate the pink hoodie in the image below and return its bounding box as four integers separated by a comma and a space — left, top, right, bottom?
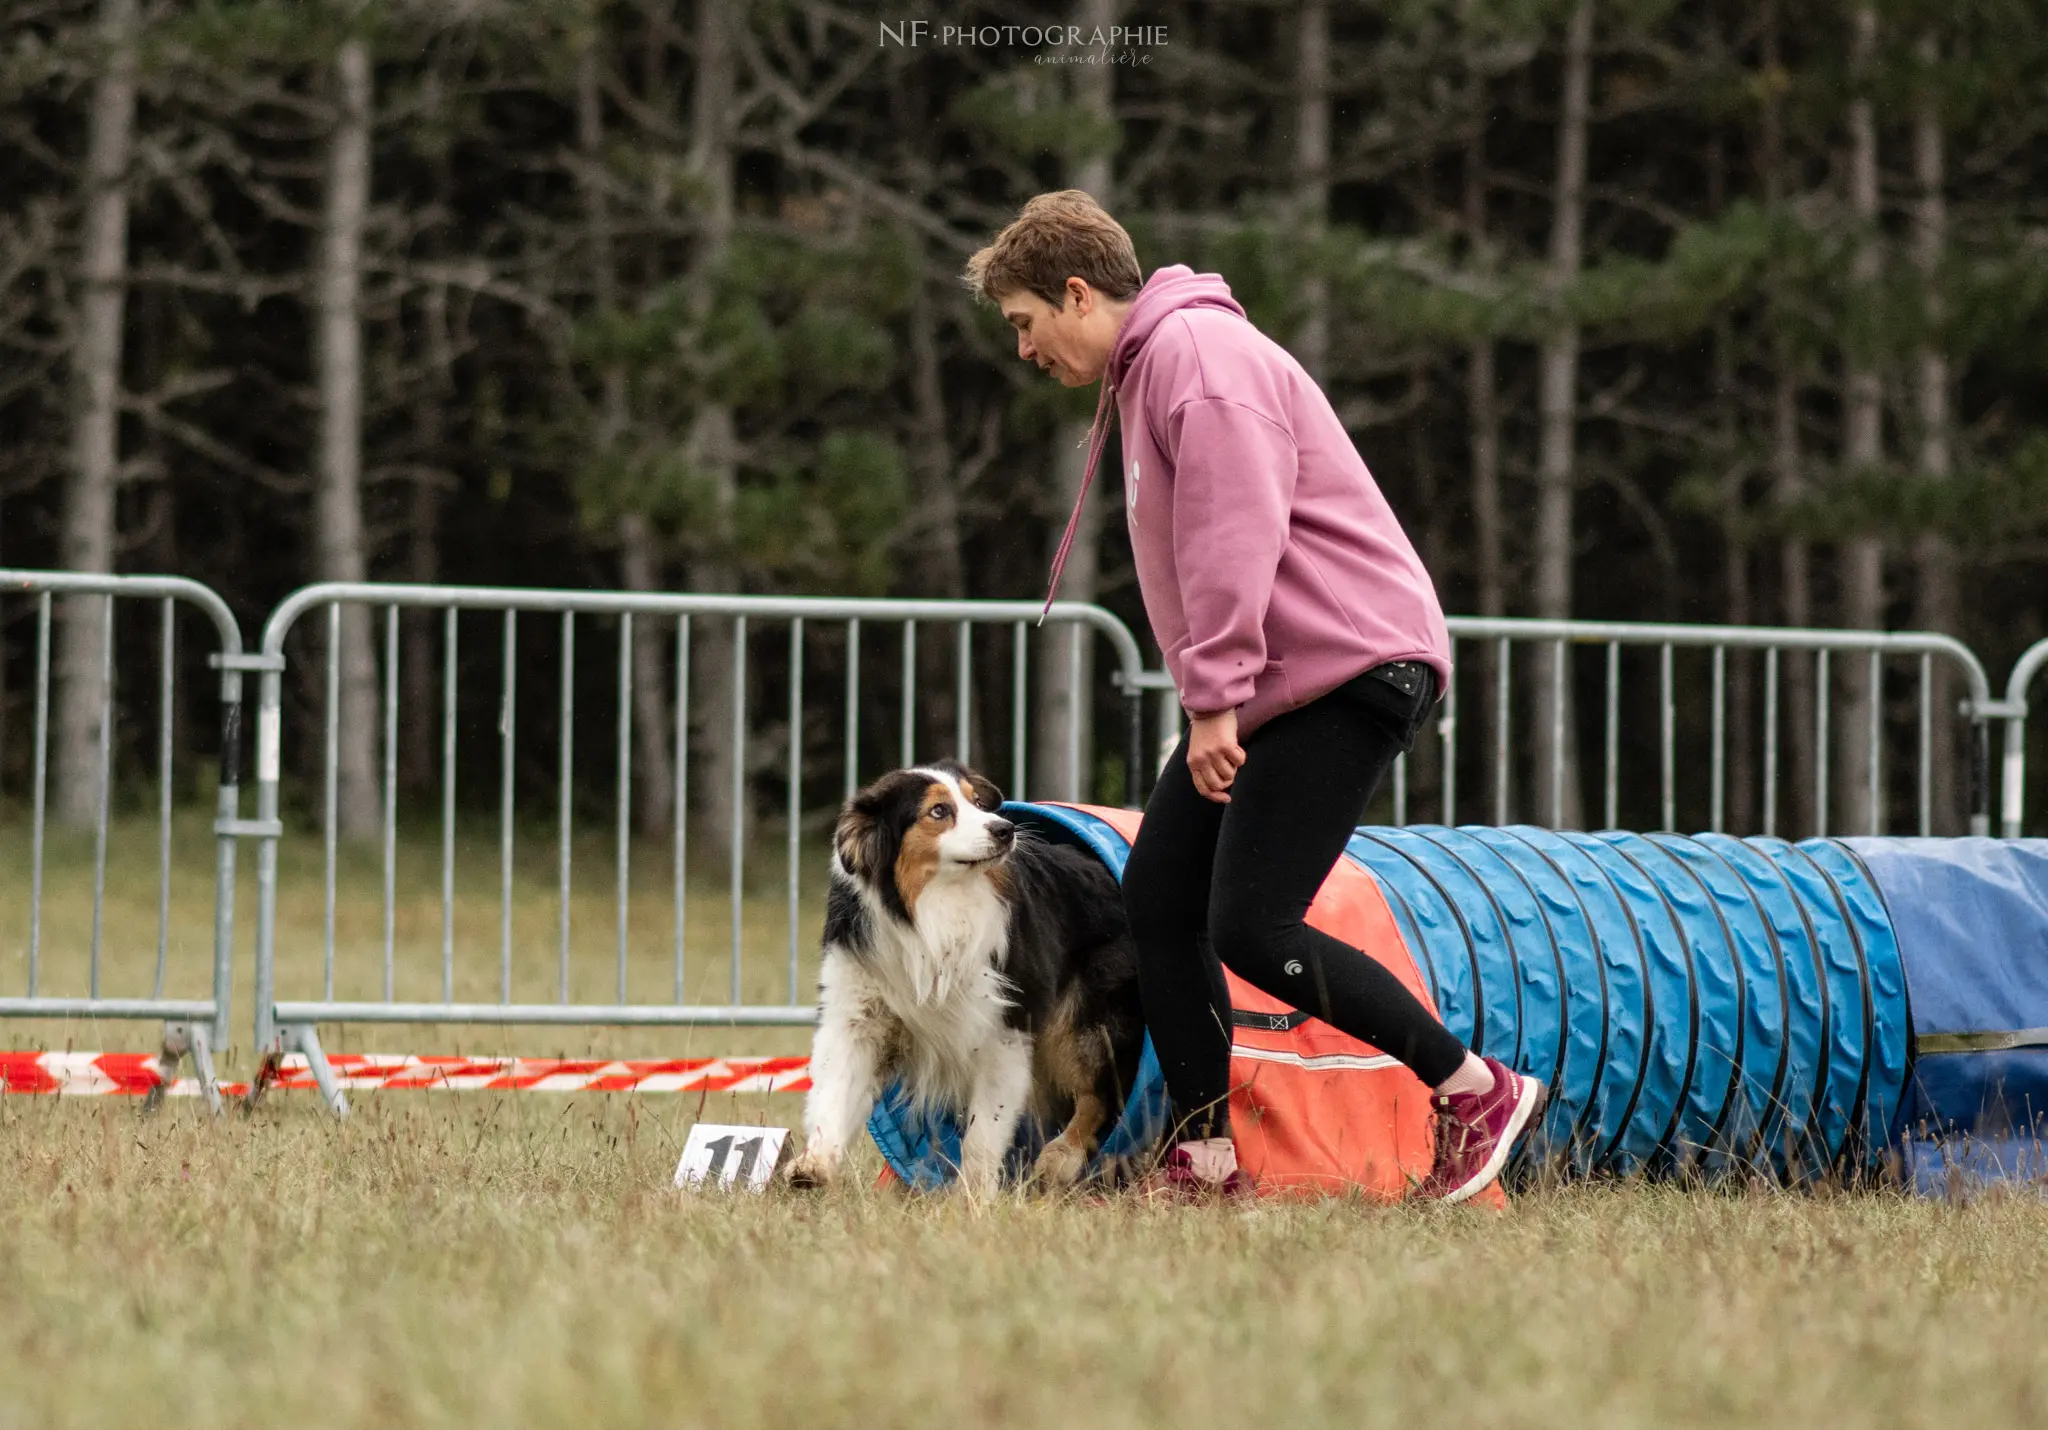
1042, 265, 1452, 739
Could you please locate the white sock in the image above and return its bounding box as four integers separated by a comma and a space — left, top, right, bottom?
1179, 1137, 1239, 1182
1434, 1052, 1494, 1099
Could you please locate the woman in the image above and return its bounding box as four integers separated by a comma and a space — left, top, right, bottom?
965, 191, 1545, 1202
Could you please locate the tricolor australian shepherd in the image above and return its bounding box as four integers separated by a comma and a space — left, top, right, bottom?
784, 760, 1145, 1195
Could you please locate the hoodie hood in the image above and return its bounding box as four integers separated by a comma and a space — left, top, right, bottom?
1106, 266, 1246, 388
1037, 267, 1247, 623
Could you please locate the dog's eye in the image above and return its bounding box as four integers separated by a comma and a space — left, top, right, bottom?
928, 803, 952, 821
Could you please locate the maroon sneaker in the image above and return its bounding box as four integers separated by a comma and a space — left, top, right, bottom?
1133, 1144, 1257, 1203
1414, 1057, 1547, 1204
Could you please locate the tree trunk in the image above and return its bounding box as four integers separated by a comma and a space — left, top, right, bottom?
1709, 134, 1755, 832
1761, 0, 1813, 836
1466, 68, 1503, 825
1291, 0, 1329, 384
317, 37, 378, 840
400, 272, 452, 798
683, 0, 744, 873
1837, 4, 1885, 835
578, 37, 675, 837
1465, 94, 1502, 624
1035, 0, 1119, 803
400, 419, 440, 800
1911, 31, 1959, 834
1533, 0, 1591, 828
55, 0, 137, 830
907, 278, 974, 769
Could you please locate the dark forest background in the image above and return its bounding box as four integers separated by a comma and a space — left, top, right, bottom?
5, 0, 2048, 843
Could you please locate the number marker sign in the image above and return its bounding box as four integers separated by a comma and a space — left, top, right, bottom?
674, 1123, 791, 1192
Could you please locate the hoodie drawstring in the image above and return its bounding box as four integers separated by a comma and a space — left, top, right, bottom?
1039, 376, 1117, 625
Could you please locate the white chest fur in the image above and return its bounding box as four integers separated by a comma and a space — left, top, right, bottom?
847, 873, 1016, 1111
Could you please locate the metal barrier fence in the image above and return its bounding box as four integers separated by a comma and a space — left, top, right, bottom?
243, 583, 1153, 1113
1397, 619, 1996, 839
0, 570, 253, 1111
1998, 637, 2048, 838
0, 566, 2026, 1116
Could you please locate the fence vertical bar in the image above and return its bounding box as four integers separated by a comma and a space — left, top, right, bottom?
252, 649, 284, 1057
156, 598, 174, 998
1815, 649, 1831, 838
731, 615, 748, 1004
900, 621, 916, 766
788, 618, 804, 1003
324, 604, 339, 999
1392, 753, 1407, 826
1494, 637, 1510, 825
1440, 656, 1457, 826
1550, 639, 1566, 829
955, 621, 971, 762
442, 607, 458, 1003
28, 594, 49, 995
1710, 646, 1726, 834
1604, 641, 1620, 830
1866, 649, 1883, 835
1011, 621, 1028, 799
1659, 642, 1675, 833
617, 613, 633, 1004
843, 618, 860, 803
1067, 625, 1083, 802
1918, 653, 1932, 837
558, 611, 575, 1003
1763, 649, 1780, 838
674, 615, 689, 1003
89, 594, 113, 998
499, 611, 516, 1004
208, 618, 242, 1058
382, 606, 399, 1002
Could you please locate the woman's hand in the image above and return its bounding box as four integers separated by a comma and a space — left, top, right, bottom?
1186, 710, 1246, 803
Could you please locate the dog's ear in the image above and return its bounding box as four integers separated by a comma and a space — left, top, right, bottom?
965, 771, 1003, 812
933, 759, 1003, 812
834, 800, 891, 880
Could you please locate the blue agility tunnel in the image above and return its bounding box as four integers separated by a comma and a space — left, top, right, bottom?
869, 806, 2048, 1193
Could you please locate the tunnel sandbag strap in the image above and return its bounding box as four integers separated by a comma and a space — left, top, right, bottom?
1232, 1008, 1314, 1032
1915, 1027, 2048, 1054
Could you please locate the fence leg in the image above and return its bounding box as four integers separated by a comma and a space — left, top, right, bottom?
291, 1024, 349, 1119
144, 1021, 222, 1116
187, 1024, 222, 1116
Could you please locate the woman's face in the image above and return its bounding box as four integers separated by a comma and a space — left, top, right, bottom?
999, 280, 1110, 387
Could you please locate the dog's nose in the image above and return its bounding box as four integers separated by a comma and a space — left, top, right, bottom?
988, 818, 1015, 845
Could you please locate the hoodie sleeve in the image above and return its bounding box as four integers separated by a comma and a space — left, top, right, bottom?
1165, 395, 1299, 716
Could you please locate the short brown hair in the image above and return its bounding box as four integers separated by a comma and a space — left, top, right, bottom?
963, 190, 1142, 308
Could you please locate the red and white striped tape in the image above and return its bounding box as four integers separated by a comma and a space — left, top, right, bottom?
0, 1052, 812, 1099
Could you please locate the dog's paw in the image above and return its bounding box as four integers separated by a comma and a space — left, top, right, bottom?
784, 1149, 836, 1190
1030, 1137, 1089, 1189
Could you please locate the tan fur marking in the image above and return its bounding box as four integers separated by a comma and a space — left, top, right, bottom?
1036, 989, 1110, 1100
892, 781, 954, 915
834, 809, 869, 872
1033, 1089, 1109, 1187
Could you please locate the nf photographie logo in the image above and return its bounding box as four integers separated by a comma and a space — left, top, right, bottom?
879, 20, 1168, 65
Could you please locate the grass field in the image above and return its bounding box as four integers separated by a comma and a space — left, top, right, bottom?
4, 1094, 2047, 1428
6, 807, 2048, 1425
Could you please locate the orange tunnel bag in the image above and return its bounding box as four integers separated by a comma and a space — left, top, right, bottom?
1066, 805, 1501, 1207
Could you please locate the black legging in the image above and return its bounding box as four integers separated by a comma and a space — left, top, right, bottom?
1122, 666, 1470, 1141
